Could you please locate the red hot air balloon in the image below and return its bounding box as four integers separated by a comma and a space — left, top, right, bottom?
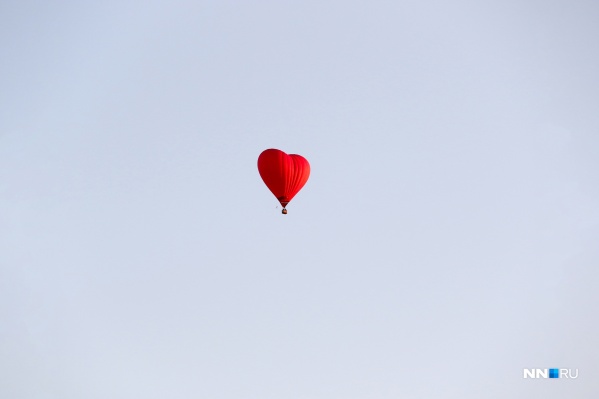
258, 149, 310, 214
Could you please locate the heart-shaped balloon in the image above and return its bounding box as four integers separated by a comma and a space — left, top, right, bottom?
258, 149, 310, 212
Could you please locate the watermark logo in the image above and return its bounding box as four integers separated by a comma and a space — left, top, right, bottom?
523, 369, 578, 379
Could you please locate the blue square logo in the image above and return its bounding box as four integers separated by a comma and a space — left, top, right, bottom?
549, 368, 560, 378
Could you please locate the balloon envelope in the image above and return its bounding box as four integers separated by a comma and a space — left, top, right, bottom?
257, 149, 310, 208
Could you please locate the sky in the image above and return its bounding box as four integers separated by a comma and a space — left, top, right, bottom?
1, 1, 598, 398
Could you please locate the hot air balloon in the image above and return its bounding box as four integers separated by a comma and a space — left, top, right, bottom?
257, 149, 310, 214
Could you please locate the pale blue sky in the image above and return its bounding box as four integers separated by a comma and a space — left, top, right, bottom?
1, 1, 598, 398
